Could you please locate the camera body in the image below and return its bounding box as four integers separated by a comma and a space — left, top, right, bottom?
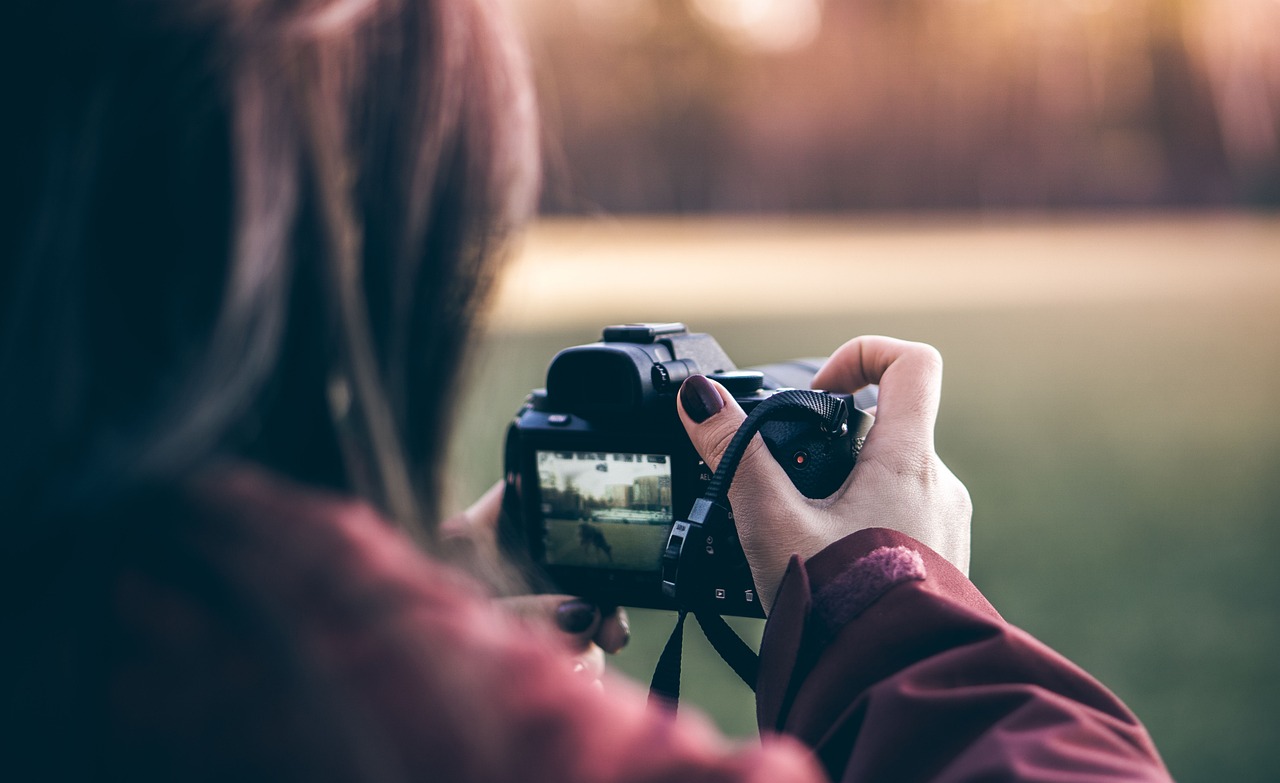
499, 324, 874, 618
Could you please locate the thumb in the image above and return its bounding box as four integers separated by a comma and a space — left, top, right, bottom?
676, 375, 811, 613
675, 376, 793, 512
676, 375, 751, 472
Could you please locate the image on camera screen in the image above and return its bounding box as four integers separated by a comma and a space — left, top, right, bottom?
536, 450, 674, 572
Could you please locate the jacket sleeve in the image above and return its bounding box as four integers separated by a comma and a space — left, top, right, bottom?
756, 527, 1172, 783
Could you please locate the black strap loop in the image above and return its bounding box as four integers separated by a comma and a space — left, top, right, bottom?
648, 611, 761, 715
648, 610, 688, 709
694, 611, 760, 690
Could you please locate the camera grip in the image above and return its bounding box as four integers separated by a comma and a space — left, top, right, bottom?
760, 404, 873, 499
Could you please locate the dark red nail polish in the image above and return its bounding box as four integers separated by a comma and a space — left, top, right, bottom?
680, 375, 724, 424
556, 599, 598, 633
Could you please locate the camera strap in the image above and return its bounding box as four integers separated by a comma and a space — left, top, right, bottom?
648, 389, 850, 711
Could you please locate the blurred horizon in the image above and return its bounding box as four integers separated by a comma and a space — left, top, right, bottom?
489, 212, 1279, 328
515, 0, 1280, 213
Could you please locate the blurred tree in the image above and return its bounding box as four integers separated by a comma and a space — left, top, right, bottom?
517, 0, 1280, 212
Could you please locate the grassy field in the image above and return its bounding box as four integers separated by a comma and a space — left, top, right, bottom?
446, 214, 1280, 783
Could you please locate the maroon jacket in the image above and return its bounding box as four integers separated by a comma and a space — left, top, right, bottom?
78, 466, 1169, 781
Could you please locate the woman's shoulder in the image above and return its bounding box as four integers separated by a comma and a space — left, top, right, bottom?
182, 462, 395, 550
97, 464, 509, 779
173, 462, 483, 627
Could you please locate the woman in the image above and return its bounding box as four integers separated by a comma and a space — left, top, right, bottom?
1, 0, 1171, 780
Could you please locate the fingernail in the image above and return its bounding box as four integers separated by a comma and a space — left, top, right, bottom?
556, 599, 598, 634
680, 375, 724, 424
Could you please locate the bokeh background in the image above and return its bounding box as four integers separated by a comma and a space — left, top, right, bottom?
526, 0, 1280, 212
448, 2, 1280, 781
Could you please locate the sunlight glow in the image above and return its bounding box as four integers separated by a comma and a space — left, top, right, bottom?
690, 0, 824, 53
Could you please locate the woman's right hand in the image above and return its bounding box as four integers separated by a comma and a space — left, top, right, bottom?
676, 336, 971, 614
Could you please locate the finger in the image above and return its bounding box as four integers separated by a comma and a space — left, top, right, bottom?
677, 375, 811, 613
811, 336, 943, 452
594, 606, 630, 654
675, 375, 797, 512
571, 644, 606, 684
677, 376, 783, 484
465, 480, 505, 534
438, 480, 504, 544
676, 375, 737, 472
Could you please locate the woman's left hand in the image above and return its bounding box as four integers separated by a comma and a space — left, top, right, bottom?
441, 482, 630, 685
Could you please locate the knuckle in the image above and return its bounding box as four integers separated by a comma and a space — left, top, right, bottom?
701, 419, 742, 460
951, 478, 973, 517
933, 462, 972, 517
908, 341, 944, 373
957, 482, 972, 511
699, 417, 741, 466
865, 440, 938, 485
704, 427, 771, 479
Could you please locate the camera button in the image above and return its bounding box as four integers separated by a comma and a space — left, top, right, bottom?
547, 414, 571, 426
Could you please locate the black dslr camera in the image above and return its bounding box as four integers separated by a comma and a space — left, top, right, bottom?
499, 324, 875, 618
